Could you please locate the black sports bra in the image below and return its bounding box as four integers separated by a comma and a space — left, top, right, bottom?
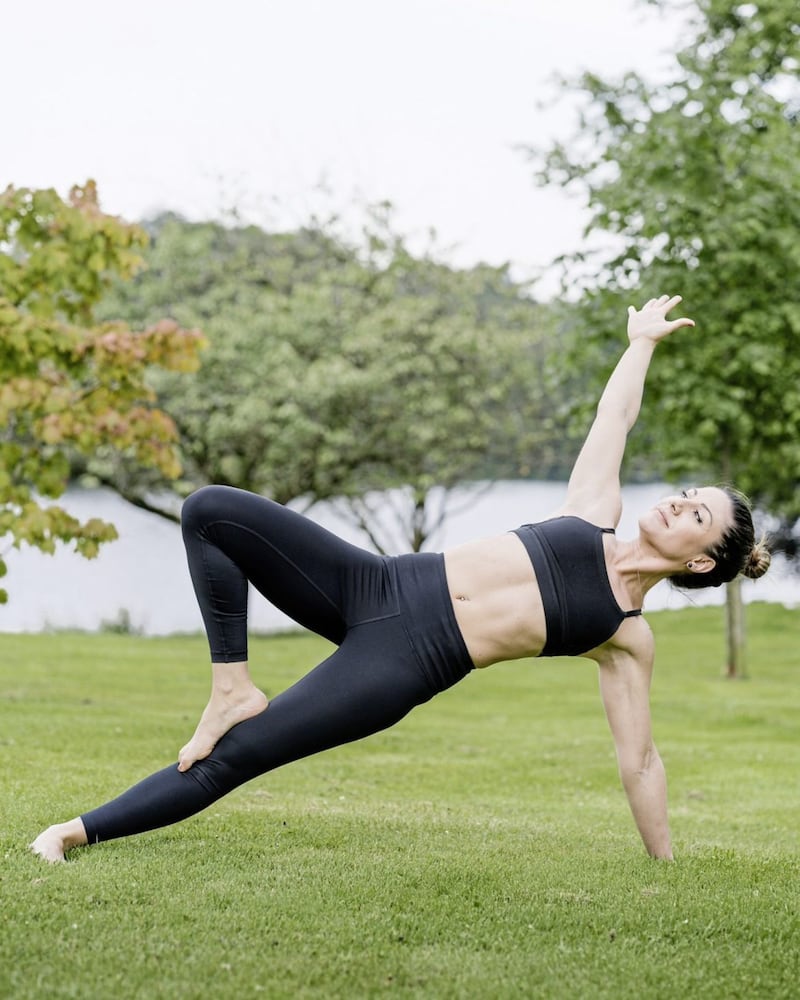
512, 515, 642, 657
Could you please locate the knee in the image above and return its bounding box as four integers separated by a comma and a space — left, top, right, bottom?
180, 485, 238, 534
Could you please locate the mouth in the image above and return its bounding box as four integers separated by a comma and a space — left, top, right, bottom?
656, 507, 669, 527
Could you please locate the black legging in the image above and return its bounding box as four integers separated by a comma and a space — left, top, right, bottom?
80, 486, 474, 844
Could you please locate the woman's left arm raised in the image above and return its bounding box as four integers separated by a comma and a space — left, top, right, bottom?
560, 294, 694, 526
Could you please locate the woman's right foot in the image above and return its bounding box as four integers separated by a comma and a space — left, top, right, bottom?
178, 684, 268, 772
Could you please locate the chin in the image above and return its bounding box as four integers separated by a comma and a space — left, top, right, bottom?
639, 508, 661, 534
637, 509, 668, 549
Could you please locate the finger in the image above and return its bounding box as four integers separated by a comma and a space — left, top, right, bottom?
667, 317, 695, 331
657, 294, 671, 305
663, 294, 683, 311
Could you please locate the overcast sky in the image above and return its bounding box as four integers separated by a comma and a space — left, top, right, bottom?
3, 0, 687, 293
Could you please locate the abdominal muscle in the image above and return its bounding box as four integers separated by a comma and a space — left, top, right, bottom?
442, 533, 547, 669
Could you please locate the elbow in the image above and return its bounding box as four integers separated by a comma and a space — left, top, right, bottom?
595, 397, 633, 431
618, 745, 659, 785
596, 397, 626, 419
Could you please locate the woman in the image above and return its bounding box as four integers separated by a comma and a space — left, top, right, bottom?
31, 295, 770, 863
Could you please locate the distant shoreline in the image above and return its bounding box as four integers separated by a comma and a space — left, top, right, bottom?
3, 483, 796, 636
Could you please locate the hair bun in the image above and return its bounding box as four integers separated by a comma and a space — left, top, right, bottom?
743, 540, 771, 580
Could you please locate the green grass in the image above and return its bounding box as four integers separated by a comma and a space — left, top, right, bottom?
2, 604, 798, 999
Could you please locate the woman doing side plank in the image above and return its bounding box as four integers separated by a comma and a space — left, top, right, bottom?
31, 295, 770, 862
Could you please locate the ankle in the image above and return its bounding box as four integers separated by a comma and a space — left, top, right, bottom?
210, 661, 253, 696
56, 819, 88, 850
67, 819, 88, 849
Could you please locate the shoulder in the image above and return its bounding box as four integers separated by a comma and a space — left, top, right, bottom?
594, 618, 655, 673
555, 499, 623, 530
594, 631, 656, 735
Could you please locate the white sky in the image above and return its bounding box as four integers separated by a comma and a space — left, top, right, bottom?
2, 0, 686, 294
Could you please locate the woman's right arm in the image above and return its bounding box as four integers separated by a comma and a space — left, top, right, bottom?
559, 295, 694, 528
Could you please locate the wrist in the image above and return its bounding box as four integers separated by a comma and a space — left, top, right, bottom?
627, 337, 658, 353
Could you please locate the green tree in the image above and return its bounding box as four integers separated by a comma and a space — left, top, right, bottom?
98, 208, 561, 552
0, 182, 204, 603
529, 0, 800, 674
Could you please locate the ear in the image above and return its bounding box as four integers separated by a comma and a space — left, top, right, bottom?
686, 554, 716, 575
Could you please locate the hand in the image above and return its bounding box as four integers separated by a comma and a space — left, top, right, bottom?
627, 294, 695, 344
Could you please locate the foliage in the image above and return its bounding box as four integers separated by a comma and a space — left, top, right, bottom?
98, 208, 562, 551
4, 608, 800, 997
529, 0, 800, 549
0, 182, 204, 602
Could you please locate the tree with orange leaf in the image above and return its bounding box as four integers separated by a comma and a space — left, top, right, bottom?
0, 181, 204, 603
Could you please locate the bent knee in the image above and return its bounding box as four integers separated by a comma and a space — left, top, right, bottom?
180, 485, 240, 532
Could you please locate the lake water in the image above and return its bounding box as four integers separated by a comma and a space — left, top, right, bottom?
2, 483, 797, 636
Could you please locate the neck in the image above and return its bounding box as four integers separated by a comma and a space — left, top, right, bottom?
613, 537, 670, 604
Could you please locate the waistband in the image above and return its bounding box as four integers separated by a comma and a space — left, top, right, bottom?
391, 552, 475, 693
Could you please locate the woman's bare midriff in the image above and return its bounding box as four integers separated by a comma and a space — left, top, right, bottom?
442, 533, 547, 668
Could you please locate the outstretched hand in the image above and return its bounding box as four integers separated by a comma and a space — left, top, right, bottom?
627, 294, 695, 344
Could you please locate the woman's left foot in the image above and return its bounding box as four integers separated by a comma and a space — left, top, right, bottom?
31, 828, 68, 862
30, 820, 88, 862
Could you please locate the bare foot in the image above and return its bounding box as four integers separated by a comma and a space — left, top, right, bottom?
178, 684, 268, 772
30, 819, 88, 863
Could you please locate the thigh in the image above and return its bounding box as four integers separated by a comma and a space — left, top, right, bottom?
211, 616, 435, 781
183, 485, 388, 642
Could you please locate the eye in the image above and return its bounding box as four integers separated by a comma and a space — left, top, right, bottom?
681, 490, 703, 524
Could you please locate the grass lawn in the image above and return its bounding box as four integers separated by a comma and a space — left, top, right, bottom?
1, 603, 798, 999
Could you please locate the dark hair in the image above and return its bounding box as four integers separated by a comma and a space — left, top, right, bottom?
670, 486, 771, 590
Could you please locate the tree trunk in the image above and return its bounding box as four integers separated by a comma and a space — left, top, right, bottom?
725, 576, 746, 678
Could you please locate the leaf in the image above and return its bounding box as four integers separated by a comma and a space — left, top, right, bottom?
530, 0, 800, 526
0, 183, 204, 600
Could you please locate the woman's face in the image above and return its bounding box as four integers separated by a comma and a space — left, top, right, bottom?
640, 486, 732, 565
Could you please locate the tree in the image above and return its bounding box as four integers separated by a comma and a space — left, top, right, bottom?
0, 182, 204, 603
528, 0, 800, 674
97, 208, 563, 552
